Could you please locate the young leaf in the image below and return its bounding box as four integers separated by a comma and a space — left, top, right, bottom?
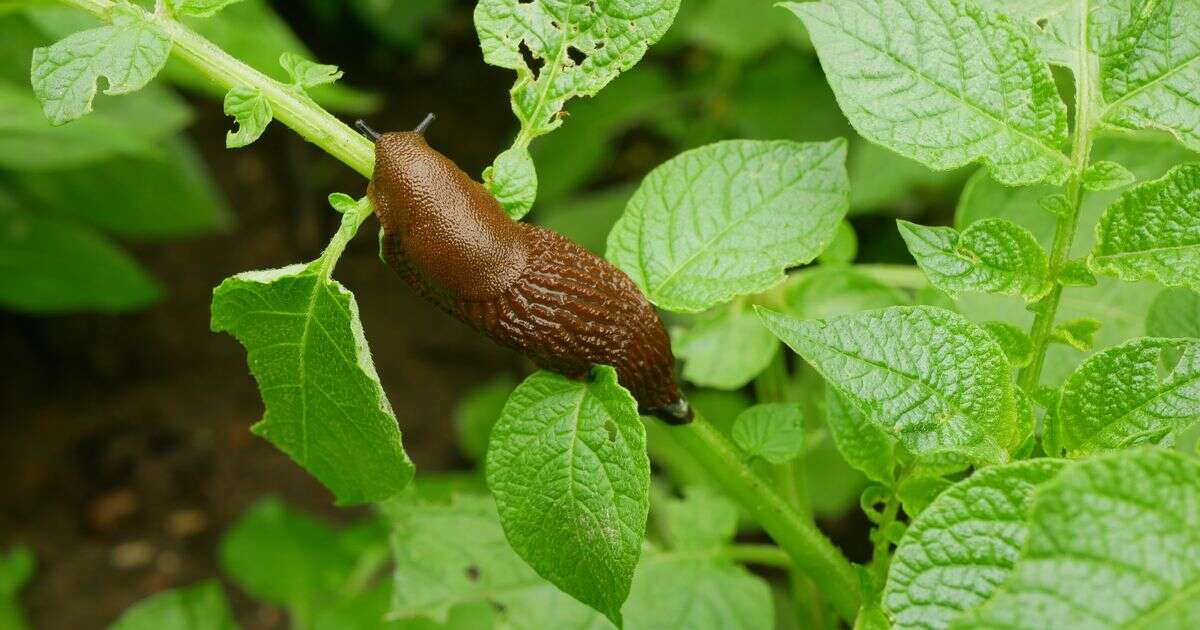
607, 139, 849, 312
1055, 337, 1200, 456
757, 306, 1017, 463
483, 146, 537, 219
485, 367, 649, 626
731, 403, 804, 465
782, 0, 1070, 186
110, 581, 236, 630
981, 321, 1035, 368
674, 302, 779, 391
883, 460, 1066, 630
223, 86, 272, 148
474, 0, 681, 141
210, 261, 414, 505
1056, 258, 1096, 287
1048, 317, 1101, 352
30, 5, 171, 125
1082, 160, 1136, 191
621, 552, 774, 630
662, 486, 738, 552
1147, 287, 1200, 339
1091, 163, 1200, 291
958, 449, 1200, 629
168, 0, 245, 18
279, 52, 343, 89
824, 386, 896, 485
898, 219, 1050, 303
1100, 0, 1200, 152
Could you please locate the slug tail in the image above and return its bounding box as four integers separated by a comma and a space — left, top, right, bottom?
650, 397, 693, 425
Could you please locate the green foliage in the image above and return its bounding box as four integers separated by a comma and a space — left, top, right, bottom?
169, 0, 245, 19
0, 547, 34, 630
485, 367, 649, 625
279, 52, 342, 90
1147, 287, 1200, 339
223, 86, 270, 148
607, 139, 848, 312
109, 581, 236, 630
1048, 316, 1101, 352
981, 321, 1035, 368
452, 374, 516, 462
898, 219, 1050, 302
1082, 160, 1136, 191
731, 403, 804, 464
674, 301, 779, 390
824, 386, 896, 486
482, 146, 537, 219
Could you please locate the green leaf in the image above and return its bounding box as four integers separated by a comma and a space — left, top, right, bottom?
30, 4, 171, 125
1082, 160, 1136, 191
674, 302, 779, 390
758, 305, 1018, 463
168, 0, 245, 18
485, 367, 649, 626
5, 136, 230, 239
894, 475, 953, 519
621, 552, 774, 630
1147, 287, 1200, 339
220, 499, 359, 609
1100, 0, 1200, 152
731, 403, 805, 465
453, 374, 516, 463
607, 139, 849, 312
662, 486, 738, 552
0, 201, 160, 313
883, 460, 1066, 630
1048, 317, 1101, 352
981, 321, 1035, 368
210, 260, 414, 505
474, 0, 681, 142
783, 0, 1070, 186
279, 52, 342, 89
110, 581, 237, 630
1055, 258, 1096, 287
824, 385, 896, 485
898, 219, 1050, 303
818, 220, 858, 265
483, 146, 537, 220
785, 266, 912, 320
1054, 337, 1200, 456
223, 86, 272, 149
1091, 162, 1200, 291
957, 448, 1200, 629
0, 547, 33, 630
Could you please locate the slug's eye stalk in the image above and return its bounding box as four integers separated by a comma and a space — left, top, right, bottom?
414, 112, 436, 135
355, 120, 381, 141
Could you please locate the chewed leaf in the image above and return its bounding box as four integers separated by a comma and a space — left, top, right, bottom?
483, 146, 538, 219
607, 139, 848, 312
884, 460, 1066, 630
1091, 162, 1200, 291
731, 403, 805, 464
279, 52, 343, 89
475, 0, 680, 141
757, 306, 1018, 463
169, 0, 245, 18
210, 263, 414, 505
30, 4, 171, 125
957, 449, 1200, 629
898, 219, 1050, 302
224, 86, 272, 148
1054, 337, 1200, 456
485, 367, 649, 626
783, 0, 1070, 186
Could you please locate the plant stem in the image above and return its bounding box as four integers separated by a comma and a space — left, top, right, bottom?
1018, 0, 1096, 392
58, 0, 375, 179
669, 415, 862, 623
722, 544, 793, 568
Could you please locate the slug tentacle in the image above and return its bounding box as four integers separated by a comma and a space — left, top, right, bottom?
365, 126, 691, 424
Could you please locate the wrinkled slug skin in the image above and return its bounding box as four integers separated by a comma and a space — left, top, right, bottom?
368, 131, 692, 424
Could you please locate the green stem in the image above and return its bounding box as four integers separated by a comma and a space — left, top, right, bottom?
1018, 0, 1096, 391
670, 415, 862, 623
59, 0, 375, 179
721, 544, 793, 568
867, 494, 901, 584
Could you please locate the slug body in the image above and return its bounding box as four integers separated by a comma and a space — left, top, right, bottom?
367, 128, 692, 424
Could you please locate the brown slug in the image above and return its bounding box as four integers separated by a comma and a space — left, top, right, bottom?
358, 115, 692, 424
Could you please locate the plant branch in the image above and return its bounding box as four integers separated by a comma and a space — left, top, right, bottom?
669, 415, 862, 622
1018, 0, 1096, 391
59, 0, 375, 179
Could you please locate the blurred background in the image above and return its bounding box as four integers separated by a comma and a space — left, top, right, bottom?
0, 0, 970, 626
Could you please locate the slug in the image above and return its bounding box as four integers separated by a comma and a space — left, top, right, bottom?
357, 115, 693, 424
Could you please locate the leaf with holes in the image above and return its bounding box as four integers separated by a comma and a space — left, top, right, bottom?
883, 460, 1066, 630
898, 219, 1050, 303
1092, 163, 1200, 291
224, 86, 272, 148
210, 262, 414, 505
757, 305, 1018, 463
607, 139, 848, 312
956, 448, 1200, 629
30, 4, 171, 125
485, 366, 649, 626
1052, 337, 1200, 456
782, 0, 1070, 185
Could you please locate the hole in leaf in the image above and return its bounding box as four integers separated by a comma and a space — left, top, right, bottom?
594, 41, 605, 50
465, 565, 480, 582
604, 419, 619, 442
489, 601, 507, 613
518, 41, 544, 80
566, 45, 588, 66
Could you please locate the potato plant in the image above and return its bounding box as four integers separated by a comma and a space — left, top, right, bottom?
7, 0, 1200, 628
